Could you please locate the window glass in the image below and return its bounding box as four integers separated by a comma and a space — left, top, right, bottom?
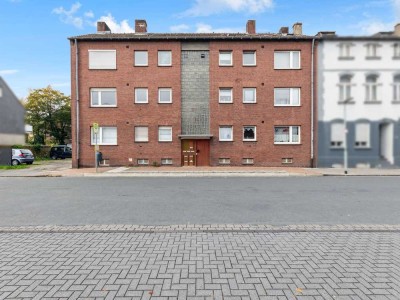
158, 51, 172, 66
135, 127, 148, 142
243, 51, 256, 65
274, 127, 290, 143
219, 88, 232, 103
91, 91, 99, 105
219, 51, 232, 66
274, 52, 290, 69
135, 88, 148, 103
88, 50, 116, 69
219, 126, 233, 141
243, 126, 256, 141
159, 88, 172, 103
135, 51, 148, 66
274, 89, 290, 105
159, 127, 172, 141
243, 88, 256, 103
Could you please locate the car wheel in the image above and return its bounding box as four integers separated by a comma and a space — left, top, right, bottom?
11, 159, 20, 166
51, 155, 58, 160
27, 162, 33, 165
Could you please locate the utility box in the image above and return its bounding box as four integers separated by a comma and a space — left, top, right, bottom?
0, 147, 11, 166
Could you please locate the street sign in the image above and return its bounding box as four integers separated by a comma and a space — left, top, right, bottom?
93, 122, 99, 134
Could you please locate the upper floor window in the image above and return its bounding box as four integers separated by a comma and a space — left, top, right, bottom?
159, 126, 172, 142
219, 51, 232, 66
338, 43, 354, 59
243, 126, 256, 141
90, 88, 117, 107
355, 123, 370, 148
135, 88, 148, 104
365, 43, 381, 59
158, 51, 172, 66
365, 74, 380, 102
88, 50, 116, 69
135, 126, 149, 142
274, 51, 300, 69
393, 75, 400, 102
91, 126, 117, 145
330, 123, 344, 148
274, 126, 300, 144
394, 43, 400, 58
243, 88, 256, 103
219, 88, 233, 103
158, 88, 172, 103
243, 51, 256, 66
339, 74, 353, 102
274, 88, 300, 106
219, 126, 233, 141
135, 51, 148, 66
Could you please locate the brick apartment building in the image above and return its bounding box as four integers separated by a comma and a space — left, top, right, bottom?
69, 20, 318, 168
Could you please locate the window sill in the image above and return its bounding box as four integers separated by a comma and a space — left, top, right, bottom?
219, 140, 233, 142
366, 56, 381, 60
158, 102, 173, 104
159, 141, 173, 143
392, 101, 400, 104
135, 141, 149, 143
330, 147, 344, 150
274, 143, 301, 145
338, 57, 355, 60
219, 102, 233, 104
364, 101, 382, 104
243, 102, 257, 104
243, 140, 257, 142
135, 102, 149, 104
219, 65, 233, 67
338, 100, 355, 105
243, 65, 257, 67
90, 106, 117, 108
274, 68, 302, 70
134, 65, 149, 67
274, 105, 301, 107
88, 68, 117, 71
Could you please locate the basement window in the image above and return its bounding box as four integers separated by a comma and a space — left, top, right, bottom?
282, 158, 293, 164
242, 158, 254, 165
137, 159, 149, 165
161, 158, 173, 165
219, 158, 231, 165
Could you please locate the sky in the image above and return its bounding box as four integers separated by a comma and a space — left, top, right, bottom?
0, 0, 399, 99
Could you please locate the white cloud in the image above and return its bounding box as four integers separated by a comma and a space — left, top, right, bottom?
394, 0, 400, 18
356, 20, 393, 34
97, 13, 134, 33
195, 23, 243, 33
52, 2, 84, 29
84, 10, 94, 18
170, 24, 190, 32
0, 69, 19, 75
182, 0, 273, 16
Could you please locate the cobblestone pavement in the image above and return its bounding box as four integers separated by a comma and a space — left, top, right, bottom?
0, 226, 399, 300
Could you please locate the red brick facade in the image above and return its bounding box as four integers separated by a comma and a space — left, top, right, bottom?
70, 24, 318, 168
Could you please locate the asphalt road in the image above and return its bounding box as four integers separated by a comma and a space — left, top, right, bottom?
0, 177, 398, 226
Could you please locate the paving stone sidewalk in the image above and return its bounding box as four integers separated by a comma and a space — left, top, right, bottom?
0, 227, 399, 300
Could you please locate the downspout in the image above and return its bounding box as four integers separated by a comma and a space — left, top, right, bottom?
311, 38, 315, 167
75, 39, 80, 166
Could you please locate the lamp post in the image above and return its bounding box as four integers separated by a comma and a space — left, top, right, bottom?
342, 98, 352, 175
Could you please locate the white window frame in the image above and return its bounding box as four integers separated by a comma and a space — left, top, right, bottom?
393, 75, 400, 102
243, 51, 256, 66
219, 51, 233, 66
137, 159, 149, 165
135, 88, 148, 104
366, 43, 380, 58
242, 158, 254, 165
338, 75, 353, 102
243, 88, 256, 103
274, 88, 300, 106
90, 88, 117, 107
158, 51, 172, 66
274, 51, 301, 69
330, 123, 344, 148
394, 43, 400, 58
219, 88, 233, 103
338, 43, 353, 58
355, 123, 370, 148
158, 88, 172, 103
219, 158, 231, 165
365, 75, 380, 102
243, 126, 256, 141
219, 126, 233, 141
161, 158, 173, 165
91, 127, 117, 145
134, 51, 148, 66
135, 126, 149, 142
274, 126, 300, 144
158, 126, 172, 142
88, 50, 116, 70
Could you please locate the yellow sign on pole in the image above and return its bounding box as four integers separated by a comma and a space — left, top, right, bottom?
93, 122, 99, 134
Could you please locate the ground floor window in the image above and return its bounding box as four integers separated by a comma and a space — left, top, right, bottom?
274, 126, 300, 144
91, 127, 117, 145
331, 123, 344, 148
355, 123, 370, 148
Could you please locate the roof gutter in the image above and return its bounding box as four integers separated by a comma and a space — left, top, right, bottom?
311, 37, 315, 167
75, 39, 80, 166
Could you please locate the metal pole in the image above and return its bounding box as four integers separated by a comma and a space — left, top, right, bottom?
343, 103, 348, 175
95, 133, 98, 173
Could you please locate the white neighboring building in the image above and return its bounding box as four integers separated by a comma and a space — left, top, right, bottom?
318, 24, 400, 168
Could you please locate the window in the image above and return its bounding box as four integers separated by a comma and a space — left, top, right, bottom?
219, 126, 233, 141
274, 51, 300, 69
88, 50, 116, 69
219, 158, 231, 165
161, 158, 173, 165
243, 88, 256, 103
135, 88, 148, 103
0, 88, 2, 97
393, 75, 400, 102
274, 88, 300, 106
282, 158, 293, 164
365, 74, 379, 102
355, 123, 370, 148
366, 43, 380, 58
158, 51, 172, 66
394, 43, 400, 58
91, 127, 117, 145
243, 126, 256, 141
137, 159, 149, 165
159, 126, 172, 142
90, 88, 116, 107
135, 126, 148, 142
339, 75, 353, 102
339, 43, 354, 58
242, 158, 254, 165
134, 51, 148, 66
243, 51, 256, 66
330, 123, 344, 148
158, 88, 172, 103
274, 126, 300, 144
219, 88, 233, 103
219, 51, 232, 66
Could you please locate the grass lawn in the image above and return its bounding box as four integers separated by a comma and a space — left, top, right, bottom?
0, 164, 30, 170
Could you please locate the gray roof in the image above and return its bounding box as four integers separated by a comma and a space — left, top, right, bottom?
320, 32, 400, 41
68, 32, 319, 41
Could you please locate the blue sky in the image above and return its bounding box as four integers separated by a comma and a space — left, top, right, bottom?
0, 0, 399, 99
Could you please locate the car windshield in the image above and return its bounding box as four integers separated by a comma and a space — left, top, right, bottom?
21, 150, 32, 155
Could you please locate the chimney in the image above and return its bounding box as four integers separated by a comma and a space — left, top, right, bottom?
97, 21, 111, 33
135, 19, 147, 33
293, 22, 303, 35
395, 23, 400, 36
279, 27, 289, 35
246, 20, 256, 34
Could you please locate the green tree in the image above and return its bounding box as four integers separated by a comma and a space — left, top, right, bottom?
25, 86, 71, 145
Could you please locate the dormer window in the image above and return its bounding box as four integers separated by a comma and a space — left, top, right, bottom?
338, 43, 354, 59
365, 43, 381, 59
